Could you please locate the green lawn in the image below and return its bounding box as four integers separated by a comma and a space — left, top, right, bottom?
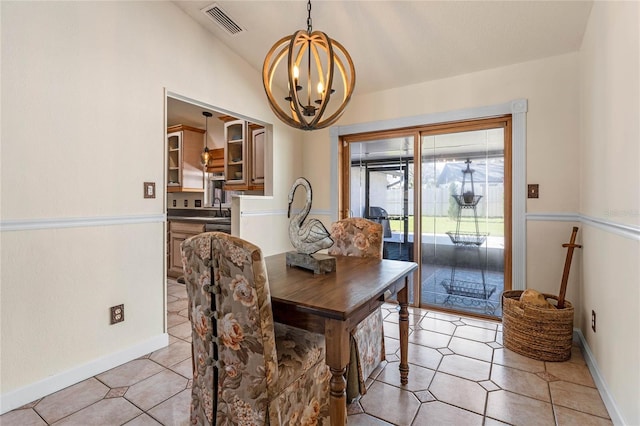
389, 216, 505, 237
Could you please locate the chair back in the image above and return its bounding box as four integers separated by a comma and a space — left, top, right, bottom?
181, 232, 278, 426
328, 217, 383, 259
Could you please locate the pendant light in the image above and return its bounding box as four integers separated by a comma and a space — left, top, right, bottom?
200, 111, 213, 166
262, 0, 355, 131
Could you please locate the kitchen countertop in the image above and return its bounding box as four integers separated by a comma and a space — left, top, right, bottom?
167, 216, 230, 224
167, 208, 231, 224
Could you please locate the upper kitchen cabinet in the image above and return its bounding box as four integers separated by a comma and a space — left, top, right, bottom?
167, 124, 205, 193
221, 117, 265, 192
223, 118, 247, 186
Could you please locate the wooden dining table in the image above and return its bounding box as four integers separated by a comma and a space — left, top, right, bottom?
265, 253, 418, 425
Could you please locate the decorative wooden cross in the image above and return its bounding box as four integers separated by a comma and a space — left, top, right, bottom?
557, 226, 582, 309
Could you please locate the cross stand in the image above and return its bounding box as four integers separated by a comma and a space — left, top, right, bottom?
557, 227, 582, 309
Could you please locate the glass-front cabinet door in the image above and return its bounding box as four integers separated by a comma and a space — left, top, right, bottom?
167, 131, 182, 189
224, 119, 247, 185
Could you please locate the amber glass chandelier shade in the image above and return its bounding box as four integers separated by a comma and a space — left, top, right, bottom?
200, 111, 213, 166
262, 29, 355, 130
200, 148, 210, 166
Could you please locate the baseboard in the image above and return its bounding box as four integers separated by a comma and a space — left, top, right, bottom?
574, 329, 626, 425
0, 333, 169, 415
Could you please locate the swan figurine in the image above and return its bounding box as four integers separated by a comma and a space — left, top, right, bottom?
287, 177, 334, 255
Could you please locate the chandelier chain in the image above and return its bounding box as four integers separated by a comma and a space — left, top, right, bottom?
307, 0, 312, 33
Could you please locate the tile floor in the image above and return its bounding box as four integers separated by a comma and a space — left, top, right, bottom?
2, 280, 612, 425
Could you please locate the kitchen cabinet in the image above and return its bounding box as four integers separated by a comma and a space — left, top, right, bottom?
167, 221, 205, 278
223, 119, 247, 187
167, 124, 205, 193
221, 118, 264, 192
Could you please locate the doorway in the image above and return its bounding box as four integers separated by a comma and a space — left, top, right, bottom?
341, 117, 511, 319
364, 163, 411, 261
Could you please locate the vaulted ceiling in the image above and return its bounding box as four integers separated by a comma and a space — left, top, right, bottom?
168, 0, 593, 158
173, 1, 593, 96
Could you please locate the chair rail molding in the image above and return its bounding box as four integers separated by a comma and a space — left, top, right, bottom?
238, 209, 331, 217
0, 214, 165, 232
330, 99, 528, 290
527, 212, 640, 241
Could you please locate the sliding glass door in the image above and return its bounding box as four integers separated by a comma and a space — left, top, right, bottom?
420, 124, 509, 317
341, 117, 511, 319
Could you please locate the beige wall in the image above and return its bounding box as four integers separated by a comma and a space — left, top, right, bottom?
579, 2, 639, 424
0, 1, 296, 409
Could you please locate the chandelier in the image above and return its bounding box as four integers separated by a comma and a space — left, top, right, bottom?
262, 0, 355, 131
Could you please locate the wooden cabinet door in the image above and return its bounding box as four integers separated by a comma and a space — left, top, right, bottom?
169, 232, 188, 277
166, 125, 205, 193
251, 128, 265, 184
168, 222, 205, 278
181, 128, 205, 191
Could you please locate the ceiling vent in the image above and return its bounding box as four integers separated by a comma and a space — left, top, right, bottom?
201, 3, 244, 36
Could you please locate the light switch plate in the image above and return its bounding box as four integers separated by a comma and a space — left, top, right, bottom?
528, 184, 539, 198
144, 182, 156, 199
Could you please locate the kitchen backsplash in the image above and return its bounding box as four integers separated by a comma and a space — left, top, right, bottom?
167, 191, 243, 209
167, 192, 210, 209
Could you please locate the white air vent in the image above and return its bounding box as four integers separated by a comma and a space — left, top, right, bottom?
201, 3, 244, 36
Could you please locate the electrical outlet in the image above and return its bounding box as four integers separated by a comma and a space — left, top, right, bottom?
111, 304, 125, 324
591, 310, 596, 332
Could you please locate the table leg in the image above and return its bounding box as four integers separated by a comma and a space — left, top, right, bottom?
398, 279, 409, 384
325, 319, 349, 426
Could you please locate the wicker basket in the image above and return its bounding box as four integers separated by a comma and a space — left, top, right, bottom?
502, 290, 574, 362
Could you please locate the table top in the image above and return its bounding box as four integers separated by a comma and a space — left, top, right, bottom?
265, 253, 417, 321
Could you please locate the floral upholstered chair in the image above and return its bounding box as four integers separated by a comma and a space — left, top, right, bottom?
328, 218, 385, 402
181, 232, 330, 426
